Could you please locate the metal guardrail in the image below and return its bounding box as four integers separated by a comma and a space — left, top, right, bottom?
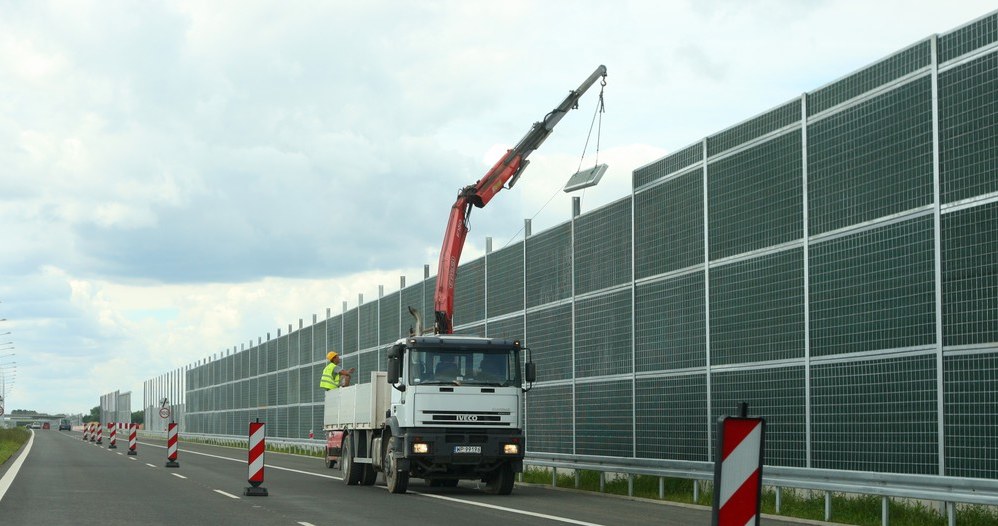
524, 452, 998, 525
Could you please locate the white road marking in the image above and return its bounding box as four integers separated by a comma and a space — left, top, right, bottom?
129, 457, 137, 461
145, 463, 156, 468
172, 473, 187, 479
298, 522, 317, 526
0, 431, 34, 503
214, 489, 240, 499
139, 440, 600, 525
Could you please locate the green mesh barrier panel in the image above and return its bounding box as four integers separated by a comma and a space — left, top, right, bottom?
808, 77, 933, 235
635, 273, 706, 372
299, 362, 312, 404
634, 168, 703, 279
401, 283, 423, 335
266, 339, 277, 374
945, 352, 998, 478
635, 375, 708, 461
379, 290, 401, 345
708, 132, 803, 260
807, 42, 930, 116
423, 276, 437, 327
358, 302, 378, 350
943, 201, 998, 346
277, 370, 287, 406
526, 304, 573, 382
343, 309, 358, 354
576, 380, 633, 457
526, 223, 572, 307
275, 407, 287, 438
342, 354, 359, 383
708, 100, 801, 157
939, 12, 998, 63
810, 217, 935, 356
266, 373, 277, 407
287, 405, 301, 438
290, 331, 301, 367
326, 314, 342, 356
711, 366, 806, 467
458, 323, 485, 338
454, 257, 486, 327
288, 367, 300, 404
278, 334, 288, 370
487, 241, 525, 317
575, 290, 632, 378
526, 385, 573, 454
633, 142, 703, 189
710, 249, 804, 365
358, 349, 379, 385
311, 320, 326, 363
812, 355, 937, 474
574, 200, 632, 294
939, 51, 998, 203
311, 363, 324, 406
487, 315, 524, 340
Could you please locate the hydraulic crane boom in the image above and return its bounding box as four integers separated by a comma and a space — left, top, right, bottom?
432, 65, 608, 334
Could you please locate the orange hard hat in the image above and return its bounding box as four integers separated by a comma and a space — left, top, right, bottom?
327, 351, 338, 361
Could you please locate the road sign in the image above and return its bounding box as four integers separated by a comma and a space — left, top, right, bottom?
159, 407, 171, 419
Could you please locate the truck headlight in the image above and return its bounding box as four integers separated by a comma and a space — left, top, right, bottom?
412, 442, 430, 454
503, 443, 519, 455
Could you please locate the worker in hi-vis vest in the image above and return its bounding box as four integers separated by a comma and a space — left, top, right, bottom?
320, 351, 354, 390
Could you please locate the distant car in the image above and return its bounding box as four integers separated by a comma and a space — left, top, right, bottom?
42, 422, 51, 430
58, 421, 72, 431
28, 421, 41, 429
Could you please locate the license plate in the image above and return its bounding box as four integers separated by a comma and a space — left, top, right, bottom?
453, 445, 482, 454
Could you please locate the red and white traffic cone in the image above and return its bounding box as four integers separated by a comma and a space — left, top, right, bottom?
244, 420, 268, 496
108, 422, 117, 449
127, 423, 138, 456
165, 422, 179, 468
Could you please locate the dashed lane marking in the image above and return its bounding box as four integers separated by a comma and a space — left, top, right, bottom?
214, 489, 240, 499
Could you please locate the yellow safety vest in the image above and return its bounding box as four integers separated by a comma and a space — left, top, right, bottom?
320, 362, 341, 390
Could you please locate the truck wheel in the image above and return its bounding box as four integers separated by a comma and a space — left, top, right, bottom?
384, 443, 409, 494
341, 434, 361, 485
361, 464, 377, 486
325, 452, 336, 469
484, 463, 514, 495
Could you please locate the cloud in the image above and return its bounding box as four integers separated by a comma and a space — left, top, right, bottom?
1, 0, 995, 413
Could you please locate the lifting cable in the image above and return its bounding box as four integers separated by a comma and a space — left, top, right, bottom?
499, 78, 607, 251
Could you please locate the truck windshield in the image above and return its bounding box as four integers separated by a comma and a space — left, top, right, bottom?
407, 348, 520, 387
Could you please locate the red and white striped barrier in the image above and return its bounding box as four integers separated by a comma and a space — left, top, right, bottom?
83, 423, 90, 441
127, 423, 138, 456
165, 422, 179, 468
108, 422, 117, 449
712, 407, 765, 526
244, 421, 268, 496
95, 424, 103, 445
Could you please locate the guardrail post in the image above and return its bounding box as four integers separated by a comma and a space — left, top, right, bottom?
882, 496, 889, 526
627, 474, 634, 496
552, 467, 557, 487
693, 480, 698, 503
575, 471, 580, 488
659, 477, 664, 499
824, 491, 832, 521
599, 472, 605, 493
775, 487, 782, 513
946, 502, 955, 526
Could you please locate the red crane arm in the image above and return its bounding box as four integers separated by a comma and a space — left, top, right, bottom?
432, 66, 607, 334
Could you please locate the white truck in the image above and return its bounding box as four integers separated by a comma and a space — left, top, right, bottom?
323, 334, 536, 494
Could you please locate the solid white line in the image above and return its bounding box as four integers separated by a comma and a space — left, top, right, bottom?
214, 489, 240, 499
0, 430, 35, 503
411, 491, 607, 526
172, 473, 187, 479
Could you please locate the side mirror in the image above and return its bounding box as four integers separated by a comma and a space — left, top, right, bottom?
387, 357, 400, 384
525, 362, 536, 383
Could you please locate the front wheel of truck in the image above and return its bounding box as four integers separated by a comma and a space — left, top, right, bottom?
384, 442, 409, 494
484, 463, 514, 495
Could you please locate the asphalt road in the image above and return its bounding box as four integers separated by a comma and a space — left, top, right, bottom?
0, 429, 824, 526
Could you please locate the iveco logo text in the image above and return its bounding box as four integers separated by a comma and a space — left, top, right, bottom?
456, 415, 479, 421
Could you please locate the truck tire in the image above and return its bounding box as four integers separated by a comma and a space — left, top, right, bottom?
361, 464, 377, 486
325, 452, 336, 469
341, 434, 362, 485
484, 463, 514, 495
384, 442, 409, 494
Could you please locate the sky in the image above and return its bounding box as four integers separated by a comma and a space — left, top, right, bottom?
0, 0, 994, 416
